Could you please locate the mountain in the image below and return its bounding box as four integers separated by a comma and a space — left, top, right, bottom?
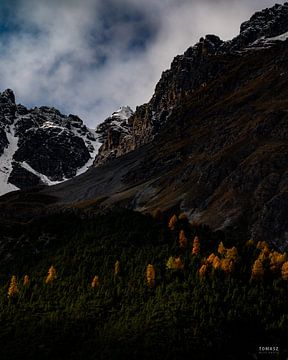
0, 95, 134, 196
95, 2, 288, 165
1, 4, 288, 360
1, 2, 288, 248
0, 89, 102, 195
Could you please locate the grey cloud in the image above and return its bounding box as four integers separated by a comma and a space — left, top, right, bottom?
0, 0, 284, 126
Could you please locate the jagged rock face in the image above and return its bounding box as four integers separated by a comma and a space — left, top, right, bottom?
94, 107, 134, 164
2, 2, 288, 249
0, 128, 8, 156
226, 2, 288, 52
0, 90, 100, 194
34, 18, 288, 247
8, 163, 42, 190
95, 2, 288, 166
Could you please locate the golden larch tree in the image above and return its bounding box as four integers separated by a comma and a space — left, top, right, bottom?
269, 252, 287, 273
168, 214, 177, 231
251, 259, 264, 280
23, 275, 30, 286
91, 276, 100, 288
199, 264, 207, 279
256, 241, 270, 255
258, 251, 268, 262
207, 253, 216, 264
281, 262, 288, 280
192, 236, 200, 255
45, 266, 57, 284
166, 256, 184, 270
212, 256, 221, 270
114, 260, 121, 276
146, 264, 155, 287
218, 242, 226, 256
221, 259, 234, 274
8, 275, 19, 298
179, 230, 188, 249
226, 247, 238, 262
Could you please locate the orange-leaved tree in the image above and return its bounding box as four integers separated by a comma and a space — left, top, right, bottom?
91, 276, 100, 288
179, 230, 188, 249
45, 266, 57, 284
218, 242, 226, 256
212, 256, 221, 270
114, 260, 121, 277
269, 251, 287, 273
192, 236, 200, 255
8, 275, 19, 298
199, 264, 207, 279
281, 262, 288, 280
23, 275, 30, 286
168, 214, 178, 231
146, 264, 155, 287
166, 256, 184, 270
251, 259, 264, 280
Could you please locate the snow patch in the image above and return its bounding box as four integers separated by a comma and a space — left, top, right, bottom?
21, 162, 64, 186
112, 106, 133, 121
0, 125, 19, 196
75, 129, 102, 176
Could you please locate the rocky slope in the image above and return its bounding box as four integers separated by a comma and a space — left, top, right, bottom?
0, 90, 102, 195
95, 2, 288, 165
1, 2, 288, 249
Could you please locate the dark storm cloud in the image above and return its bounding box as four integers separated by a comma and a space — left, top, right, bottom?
0, 0, 284, 126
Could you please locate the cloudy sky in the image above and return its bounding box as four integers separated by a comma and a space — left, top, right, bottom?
0, 0, 284, 126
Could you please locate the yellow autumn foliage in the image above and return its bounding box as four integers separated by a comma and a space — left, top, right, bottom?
146, 264, 155, 287
23, 275, 30, 286
207, 253, 216, 264
8, 275, 19, 298
226, 247, 238, 262
199, 264, 207, 278
218, 242, 226, 256
166, 256, 184, 270
114, 260, 121, 276
256, 241, 269, 255
192, 236, 200, 255
179, 230, 188, 249
91, 276, 100, 288
251, 259, 264, 280
221, 259, 234, 274
168, 215, 177, 231
281, 262, 288, 280
45, 266, 57, 284
269, 251, 287, 273
258, 251, 268, 262
212, 256, 221, 270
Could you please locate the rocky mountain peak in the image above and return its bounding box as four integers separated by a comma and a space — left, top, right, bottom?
94, 2, 288, 167
94, 106, 134, 165
0, 90, 101, 195
111, 106, 133, 120
2, 89, 15, 104
223, 2, 288, 52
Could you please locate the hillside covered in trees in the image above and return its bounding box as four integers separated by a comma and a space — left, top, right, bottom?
0, 209, 287, 359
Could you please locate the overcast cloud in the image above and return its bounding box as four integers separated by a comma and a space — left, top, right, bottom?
0, 0, 284, 126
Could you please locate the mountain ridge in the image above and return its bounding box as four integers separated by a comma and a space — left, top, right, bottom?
1, 2, 288, 249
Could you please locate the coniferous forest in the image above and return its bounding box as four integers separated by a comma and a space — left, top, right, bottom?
0, 209, 287, 360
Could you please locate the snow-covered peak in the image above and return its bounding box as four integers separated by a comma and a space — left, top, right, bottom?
0, 91, 102, 196
112, 106, 133, 121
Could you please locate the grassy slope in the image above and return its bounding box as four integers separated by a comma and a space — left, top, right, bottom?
0, 210, 287, 360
